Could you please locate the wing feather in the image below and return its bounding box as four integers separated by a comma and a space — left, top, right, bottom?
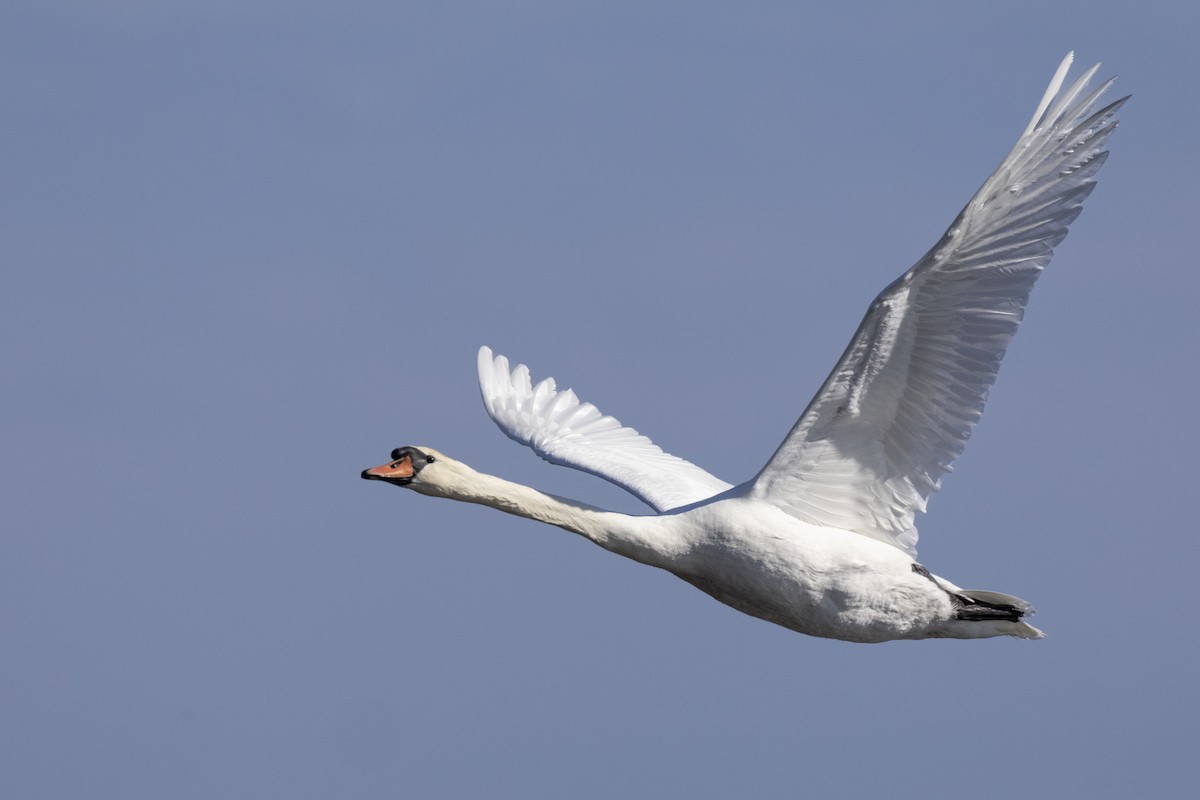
749, 54, 1126, 556
478, 347, 732, 512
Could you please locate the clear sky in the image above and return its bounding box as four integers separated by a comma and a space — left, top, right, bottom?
4, 2, 1198, 797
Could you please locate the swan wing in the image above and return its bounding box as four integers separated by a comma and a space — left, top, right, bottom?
478, 347, 733, 512
749, 54, 1126, 556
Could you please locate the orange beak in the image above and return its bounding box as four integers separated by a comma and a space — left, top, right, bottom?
361, 453, 416, 484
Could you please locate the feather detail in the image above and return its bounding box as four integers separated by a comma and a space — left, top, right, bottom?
749, 56, 1126, 556
478, 347, 732, 512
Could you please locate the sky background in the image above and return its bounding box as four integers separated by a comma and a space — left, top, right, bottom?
4, 2, 1198, 797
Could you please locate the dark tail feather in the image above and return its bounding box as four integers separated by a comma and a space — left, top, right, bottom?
952, 589, 1035, 622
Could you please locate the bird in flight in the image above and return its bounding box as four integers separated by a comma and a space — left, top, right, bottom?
363, 54, 1125, 642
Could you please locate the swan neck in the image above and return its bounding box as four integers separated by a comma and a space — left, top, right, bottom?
438, 466, 675, 567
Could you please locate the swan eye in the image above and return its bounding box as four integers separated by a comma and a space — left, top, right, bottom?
425, 456, 436, 463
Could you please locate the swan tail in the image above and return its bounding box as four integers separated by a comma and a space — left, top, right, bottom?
951, 589, 1045, 639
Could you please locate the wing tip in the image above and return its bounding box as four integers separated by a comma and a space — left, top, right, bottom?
478, 344, 517, 418
1021, 51, 1121, 138
1023, 53, 1074, 136
477, 344, 496, 385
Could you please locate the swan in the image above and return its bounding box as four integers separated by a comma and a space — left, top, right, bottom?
363, 54, 1125, 642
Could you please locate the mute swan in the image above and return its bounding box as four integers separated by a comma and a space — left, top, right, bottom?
363, 55, 1125, 642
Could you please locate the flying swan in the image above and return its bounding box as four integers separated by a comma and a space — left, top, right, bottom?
363, 54, 1125, 642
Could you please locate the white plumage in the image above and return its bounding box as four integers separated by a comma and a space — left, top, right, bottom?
477, 348, 733, 512
365, 55, 1125, 642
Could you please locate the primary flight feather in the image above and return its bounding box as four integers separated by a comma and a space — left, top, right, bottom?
364, 54, 1125, 642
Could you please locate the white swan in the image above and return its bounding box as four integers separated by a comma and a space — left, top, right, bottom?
363, 54, 1125, 642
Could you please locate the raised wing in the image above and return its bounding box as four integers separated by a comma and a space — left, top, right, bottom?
749, 54, 1127, 556
478, 347, 733, 512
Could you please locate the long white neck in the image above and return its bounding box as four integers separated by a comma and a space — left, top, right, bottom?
416, 461, 682, 569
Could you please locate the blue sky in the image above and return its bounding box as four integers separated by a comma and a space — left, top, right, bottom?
4, 2, 1198, 797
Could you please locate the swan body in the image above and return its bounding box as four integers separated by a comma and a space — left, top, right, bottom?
363, 55, 1125, 642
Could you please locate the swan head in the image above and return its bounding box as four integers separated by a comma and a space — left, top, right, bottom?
361, 446, 467, 498
361, 445, 439, 486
